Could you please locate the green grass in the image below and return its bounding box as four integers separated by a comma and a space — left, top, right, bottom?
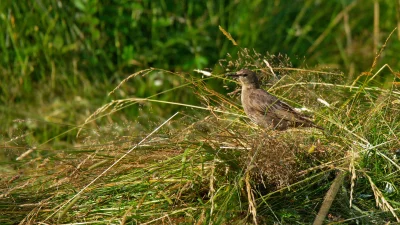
2, 1, 400, 224
2, 47, 400, 223
1, 0, 399, 144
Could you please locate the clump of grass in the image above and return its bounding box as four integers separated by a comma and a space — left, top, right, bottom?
2, 46, 400, 224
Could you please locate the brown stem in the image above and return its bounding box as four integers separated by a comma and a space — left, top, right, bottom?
313, 171, 346, 225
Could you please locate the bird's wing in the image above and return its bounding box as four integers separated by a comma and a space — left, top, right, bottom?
248, 89, 312, 123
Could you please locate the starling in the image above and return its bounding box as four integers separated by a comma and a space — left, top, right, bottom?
228, 69, 321, 130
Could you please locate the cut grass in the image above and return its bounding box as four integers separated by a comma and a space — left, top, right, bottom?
2, 50, 400, 224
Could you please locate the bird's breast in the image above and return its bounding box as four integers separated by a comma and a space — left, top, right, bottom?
241, 88, 256, 116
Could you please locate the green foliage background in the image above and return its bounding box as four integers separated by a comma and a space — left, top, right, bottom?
1, 0, 399, 141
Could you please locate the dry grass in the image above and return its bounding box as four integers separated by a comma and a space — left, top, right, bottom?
2, 48, 400, 224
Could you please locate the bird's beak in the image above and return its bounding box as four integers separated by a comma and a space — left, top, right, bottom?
226, 72, 240, 77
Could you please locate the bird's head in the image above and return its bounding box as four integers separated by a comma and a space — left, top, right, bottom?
227, 69, 260, 88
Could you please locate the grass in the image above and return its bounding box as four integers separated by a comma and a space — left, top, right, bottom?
2, 0, 399, 150
1, 46, 400, 224
2, 1, 400, 224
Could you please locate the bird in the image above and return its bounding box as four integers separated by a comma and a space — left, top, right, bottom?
227, 69, 321, 130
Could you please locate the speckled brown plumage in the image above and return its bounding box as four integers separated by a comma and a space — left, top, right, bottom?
229, 69, 321, 130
